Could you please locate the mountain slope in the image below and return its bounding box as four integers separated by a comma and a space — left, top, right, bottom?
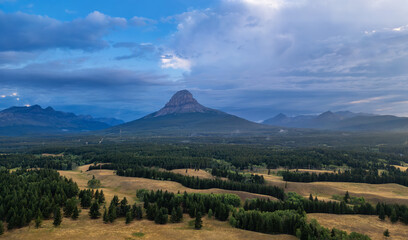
263, 111, 408, 132
107, 90, 275, 136
0, 105, 119, 136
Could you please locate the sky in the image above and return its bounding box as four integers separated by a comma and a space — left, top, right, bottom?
1, 0, 408, 122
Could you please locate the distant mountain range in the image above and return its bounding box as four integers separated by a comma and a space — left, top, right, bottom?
0, 105, 123, 136
106, 90, 275, 136
263, 111, 408, 131
1, 91, 408, 137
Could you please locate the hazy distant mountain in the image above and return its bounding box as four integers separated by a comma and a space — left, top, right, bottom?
263, 111, 408, 132
0, 105, 121, 136
93, 117, 124, 126
107, 90, 276, 136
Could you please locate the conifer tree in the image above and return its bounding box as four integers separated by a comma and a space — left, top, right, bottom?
103, 207, 109, 223
135, 206, 143, 220
379, 205, 386, 221
383, 229, 390, 237
72, 206, 79, 220
126, 211, 133, 224
89, 201, 101, 219
35, 209, 43, 228
309, 194, 313, 201
98, 190, 105, 204
194, 211, 202, 230
390, 208, 398, 223
208, 209, 213, 219
53, 207, 62, 227
0, 221, 4, 235
344, 191, 350, 203
170, 208, 178, 223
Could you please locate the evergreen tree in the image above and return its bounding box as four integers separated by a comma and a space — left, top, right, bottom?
383, 229, 390, 237
108, 204, 117, 223
390, 208, 398, 223
98, 190, 105, 204
53, 207, 62, 227
0, 221, 4, 235
154, 207, 168, 224
194, 211, 202, 230
89, 201, 101, 219
72, 206, 79, 220
309, 194, 313, 201
35, 209, 43, 228
379, 205, 385, 221
170, 208, 178, 223
126, 211, 133, 224
208, 209, 213, 219
103, 207, 109, 223
344, 191, 350, 203
135, 206, 143, 220
176, 206, 183, 222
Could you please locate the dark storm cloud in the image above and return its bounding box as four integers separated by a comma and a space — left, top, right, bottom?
0, 11, 126, 51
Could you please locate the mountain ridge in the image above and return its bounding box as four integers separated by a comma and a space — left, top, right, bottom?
263, 111, 408, 132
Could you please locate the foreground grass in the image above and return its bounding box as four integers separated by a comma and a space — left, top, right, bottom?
0, 210, 296, 240
308, 213, 408, 240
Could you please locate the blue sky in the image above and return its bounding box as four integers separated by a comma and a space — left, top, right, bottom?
1, 0, 408, 121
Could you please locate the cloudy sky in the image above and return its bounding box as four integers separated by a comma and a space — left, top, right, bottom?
1, 0, 408, 121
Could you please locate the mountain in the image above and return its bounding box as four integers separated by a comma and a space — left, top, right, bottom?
106, 90, 276, 136
0, 105, 120, 136
263, 111, 408, 132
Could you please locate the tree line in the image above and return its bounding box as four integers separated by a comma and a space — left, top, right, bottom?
281, 166, 408, 187
211, 167, 265, 184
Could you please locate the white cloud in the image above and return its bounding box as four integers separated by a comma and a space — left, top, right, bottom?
161, 54, 191, 71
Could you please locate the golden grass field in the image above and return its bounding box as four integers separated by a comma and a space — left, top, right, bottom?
0, 209, 296, 240
170, 168, 215, 179
308, 213, 408, 240
59, 165, 277, 205
0, 165, 295, 240
260, 173, 408, 205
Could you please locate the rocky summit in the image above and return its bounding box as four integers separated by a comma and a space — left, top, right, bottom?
151, 90, 215, 117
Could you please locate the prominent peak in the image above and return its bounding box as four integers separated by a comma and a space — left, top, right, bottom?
165, 90, 197, 108
149, 90, 217, 117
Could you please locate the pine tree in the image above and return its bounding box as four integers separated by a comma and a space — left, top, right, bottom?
154, 207, 168, 224
72, 206, 79, 220
0, 221, 4, 235
170, 208, 178, 223
108, 204, 117, 223
103, 207, 109, 223
208, 209, 213, 219
126, 211, 133, 224
379, 205, 385, 221
309, 194, 313, 201
383, 229, 390, 237
35, 209, 43, 228
390, 208, 398, 223
344, 191, 350, 203
135, 206, 143, 220
194, 211, 202, 230
176, 206, 183, 222
53, 207, 62, 227
89, 201, 101, 219
98, 190, 105, 204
